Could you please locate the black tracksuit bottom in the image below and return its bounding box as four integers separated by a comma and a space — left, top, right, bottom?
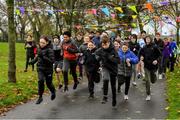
117, 75, 131, 95
25, 54, 35, 70
103, 74, 117, 104
37, 70, 55, 97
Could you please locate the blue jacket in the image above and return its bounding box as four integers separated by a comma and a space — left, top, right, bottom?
169, 41, 177, 55
118, 49, 139, 76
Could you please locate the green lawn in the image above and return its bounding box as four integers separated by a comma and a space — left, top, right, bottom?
166, 64, 180, 119
0, 42, 60, 113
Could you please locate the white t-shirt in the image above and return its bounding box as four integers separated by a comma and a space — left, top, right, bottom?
138, 39, 146, 48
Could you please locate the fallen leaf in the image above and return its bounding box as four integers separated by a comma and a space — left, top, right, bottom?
165, 106, 170, 110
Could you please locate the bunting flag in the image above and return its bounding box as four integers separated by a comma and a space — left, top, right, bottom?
86, 9, 94, 14
160, 1, 169, 6
46, 10, 53, 16
145, 3, 154, 12
19, 7, 25, 14
177, 16, 180, 23
132, 15, 137, 19
111, 14, 115, 19
128, 5, 138, 14
101, 7, 110, 16
114, 7, 123, 13
118, 14, 125, 18
131, 23, 137, 28
16, 9, 20, 15
92, 9, 97, 15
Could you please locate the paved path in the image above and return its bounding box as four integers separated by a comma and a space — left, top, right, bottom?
1, 78, 167, 119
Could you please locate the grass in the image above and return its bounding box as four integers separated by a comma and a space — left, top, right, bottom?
0, 42, 63, 114
166, 64, 180, 119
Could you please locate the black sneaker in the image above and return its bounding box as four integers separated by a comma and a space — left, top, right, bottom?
51, 93, 56, 100
58, 84, 63, 89
36, 97, 43, 104
101, 96, 108, 104
73, 81, 79, 90
64, 86, 68, 92
112, 100, 117, 107
117, 86, 121, 93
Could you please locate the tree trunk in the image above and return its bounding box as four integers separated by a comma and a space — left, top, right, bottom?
176, 21, 179, 45
7, 0, 16, 83
20, 25, 26, 42
69, 0, 74, 33
154, 21, 158, 34
137, 15, 143, 32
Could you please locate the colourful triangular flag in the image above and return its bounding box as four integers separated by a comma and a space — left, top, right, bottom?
128, 5, 138, 14
114, 7, 123, 13
101, 7, 110, 16
16, 9, 20, 15
145, 3, 154, 12
132, 15, 137, 19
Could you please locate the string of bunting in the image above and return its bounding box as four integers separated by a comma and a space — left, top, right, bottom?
15, 0, 177, 16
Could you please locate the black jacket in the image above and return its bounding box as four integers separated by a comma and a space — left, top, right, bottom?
31, 45, 55, 73
84, 48, 99, 72
154, 38, 164, 52
139, 43, 161, 71
129, 41, 140, 56
25, 41, 36, 57
95, 43, 120, 75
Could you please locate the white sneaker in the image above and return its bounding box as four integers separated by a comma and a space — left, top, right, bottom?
158, 74, 163, 79
142, 73, 145, 79
124, 95, 128, 100
132, 82, 137, 86
146, 95, 151, 101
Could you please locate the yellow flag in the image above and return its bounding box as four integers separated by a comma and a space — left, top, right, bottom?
128, 5, 138, 14
132, 15, 137, 19
131, 23, 137, 27
114, 7, 123, 13
16, 9, 20, 15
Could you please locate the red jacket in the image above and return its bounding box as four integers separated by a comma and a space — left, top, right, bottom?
62, 40, 78, 60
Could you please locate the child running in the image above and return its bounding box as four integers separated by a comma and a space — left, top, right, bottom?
83, 41, 100, 99
29, 36, 56, 104
62, 31, 79, 92
117, 42, 138, 100
52, 34, 63, 89
95, 35, 119, 107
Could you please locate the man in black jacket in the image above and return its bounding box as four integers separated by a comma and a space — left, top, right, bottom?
95, 35, 120, 107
